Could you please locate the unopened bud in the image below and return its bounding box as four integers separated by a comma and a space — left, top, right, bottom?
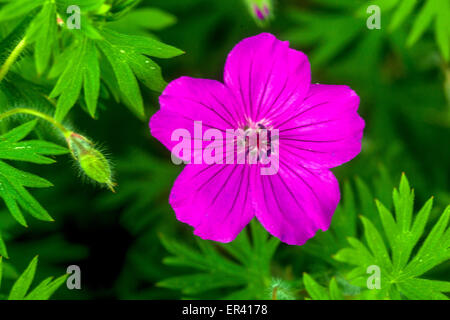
65, 132, 116, 192
246, 0, 272, 24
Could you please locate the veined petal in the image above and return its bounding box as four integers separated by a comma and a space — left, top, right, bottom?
169, 164, 255, 242
254, 154, 340, 245
224, 33, 310, 125
150, 77, 238, 162
149, 34, 365, 247
277, 84, 365, 169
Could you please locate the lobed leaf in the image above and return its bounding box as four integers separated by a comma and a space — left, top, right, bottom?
159, 221, 278, 299
0, 121, 68, 226
336, 175, 450, 300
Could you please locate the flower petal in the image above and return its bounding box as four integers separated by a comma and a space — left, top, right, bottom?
150, 76, 238, 161
254, 153, 340, 245
224, 33, 310, 125
169, 164, 255, 242
277, 84, 365, 169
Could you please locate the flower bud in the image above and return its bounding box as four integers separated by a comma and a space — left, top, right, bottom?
246, 0, 272, 24
65, 132, 116, 191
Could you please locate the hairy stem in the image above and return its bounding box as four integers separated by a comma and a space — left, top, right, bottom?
272, 286, 278, 300
0, 37, 27, 82
0, 108, 71, 136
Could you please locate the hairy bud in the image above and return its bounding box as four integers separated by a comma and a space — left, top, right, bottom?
65, 132, 116, 191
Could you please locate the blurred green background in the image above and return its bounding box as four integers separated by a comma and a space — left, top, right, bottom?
0, 0, 449, 300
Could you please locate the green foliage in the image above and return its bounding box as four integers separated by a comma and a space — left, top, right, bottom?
0, 0, 183, 120
26, 1, 58, 74
156, 173, 450, 301
94, 28, 183, 118
284, 0, 450, 87
0, 256, 66, 300
0, 120, 67, 228
107, 8, 176, 34
334, 174, 450, 300
386, 0, 450, 60
303, 274, 344, 300
49, 27, 183, 120
158, 221, 279, 299
49, 38, 100, 121
0, 0, 183, 297
0, 0, 448, 301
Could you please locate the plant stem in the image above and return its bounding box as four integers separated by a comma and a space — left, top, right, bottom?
0, 108, 71, 136
272, 286, 278, 300
0, 37, 27, 82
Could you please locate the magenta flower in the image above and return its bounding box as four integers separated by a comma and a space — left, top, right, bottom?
150, 33, 364, 245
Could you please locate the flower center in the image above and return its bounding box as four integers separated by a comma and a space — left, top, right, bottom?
242, 122, 273, 160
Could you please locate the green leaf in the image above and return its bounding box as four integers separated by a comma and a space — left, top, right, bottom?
129, 8, 177, 30
402, 205, 450, 278
389, 0, 418, 31
50, 38, 102, 120
97, 36, 144, 117
410, 197, 433, 246
393, 173, 414, 232
0, 0, 44, 22
25, 274, 68, 300
1, 256, 66, 300
0, 140, 68, 164
434, 1, 450, 61
8, 255, 38, 300
49, 43, 85, 121
83, 41, 100, 117
398, 278, 449, 300
334, 237, 374, 267
101, 28, 184, 59
0, 119, 37, 142
108, 8, 177, 34
336, 175, 450, 300
407, 0, 437, 46
360, 216, 392, 271
375, 200, 397, 249
0, 121, 68, 226
96, 28, 183, 117
50, 27, 183, 119
329, 277, 344, 300
0, 163, 53, 223
26, 1, 58, 74
303, 273, 330, 300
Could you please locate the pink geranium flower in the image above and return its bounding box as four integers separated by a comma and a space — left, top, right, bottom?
150, 33, 364, 245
